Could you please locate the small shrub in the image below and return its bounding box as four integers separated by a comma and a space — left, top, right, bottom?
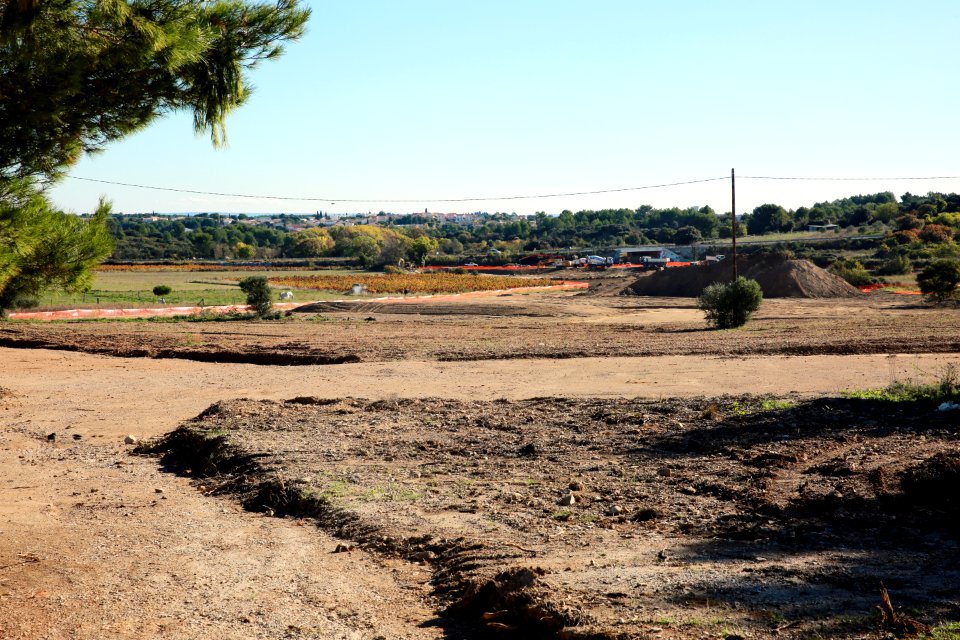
877, 254, 912, 276
152, 285, 172, 297
896, 215, 924, 231
917, 259, 960, 304
383, 264, 404, 275
919, 223, 955, 244
12, 295, 39, 310
827, 258, 874, 287
238, 276, 273, 318
890, 229, 921, 245
698, 277, 763, 329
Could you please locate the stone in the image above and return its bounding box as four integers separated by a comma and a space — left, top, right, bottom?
123, 435, 138, 445
607, 504, 624, 516
557, 492, 576, 506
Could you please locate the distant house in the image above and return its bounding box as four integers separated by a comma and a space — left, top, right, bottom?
613, 246, 684, 263
808, 224, 839, 232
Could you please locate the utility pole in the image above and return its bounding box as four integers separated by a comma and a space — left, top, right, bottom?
731, 168, 738, 280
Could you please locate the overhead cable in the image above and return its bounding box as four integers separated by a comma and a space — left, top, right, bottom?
740, 175, 960, 181
66, 175, 728, 203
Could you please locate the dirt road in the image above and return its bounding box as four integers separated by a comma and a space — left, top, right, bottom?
5, 348, 960, 439
3, 347, 959, 638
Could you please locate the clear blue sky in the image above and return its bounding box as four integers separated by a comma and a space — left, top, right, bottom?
49, 1, 960, 216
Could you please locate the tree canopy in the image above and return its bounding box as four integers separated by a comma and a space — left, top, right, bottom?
0, 0, 310, 310
0, 179, 113, 311
1, 0, 309, 184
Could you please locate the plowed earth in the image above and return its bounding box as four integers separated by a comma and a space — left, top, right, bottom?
3, 277, 960, 639
148, 395, 960, 639
1, 293, 959, 365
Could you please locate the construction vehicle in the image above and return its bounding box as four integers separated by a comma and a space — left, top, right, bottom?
586, 255, 614, 270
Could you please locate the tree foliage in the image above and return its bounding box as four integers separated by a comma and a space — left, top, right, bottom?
827, 258, 874, 287
238, 275, 273, 317
0, 0, 308, 309
0, 180, 113, 312
917, 260, 960, 304
1, 0, 310, 183
697, 277, 763, 329
290, 227, 334, 257
70, 186, 960, 267
408, 235, 439, 266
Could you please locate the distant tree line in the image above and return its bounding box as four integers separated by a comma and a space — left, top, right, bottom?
104, 191, 960, 264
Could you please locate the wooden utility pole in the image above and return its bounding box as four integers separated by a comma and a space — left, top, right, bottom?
731, 168, 738, 280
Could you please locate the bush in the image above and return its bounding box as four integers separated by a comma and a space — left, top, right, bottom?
152, 285, 172, 297
698, 277, 763, 329
827, 258, 875, 287
8, 295, 39, 310
890, 229, 921, 245
896, 215, 924, 231
919, 223, 955, 244
877, 254, 912, 276
917, 260, 960, 304
238, 276, 273, 318
383, 264, 404, 274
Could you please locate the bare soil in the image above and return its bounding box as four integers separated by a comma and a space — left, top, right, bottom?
143, 395, 960, 639
2, 278, 959, 639
1, 293, 958, 365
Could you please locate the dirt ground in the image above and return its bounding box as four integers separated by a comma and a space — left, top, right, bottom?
150, 395, 960, 639
2, 277, 959, 638
2, 291, 960, 365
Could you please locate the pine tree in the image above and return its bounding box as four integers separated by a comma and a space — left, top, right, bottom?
0, 0, 309, 310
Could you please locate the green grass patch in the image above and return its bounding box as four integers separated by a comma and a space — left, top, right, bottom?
727, 398, 796, 416
924, 621, 960, 640
844, 365, 959, 403
21, 268, 365, 310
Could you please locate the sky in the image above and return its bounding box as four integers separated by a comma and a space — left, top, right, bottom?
48, 1, 960, 216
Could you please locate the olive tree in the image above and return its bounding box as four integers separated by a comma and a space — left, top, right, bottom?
698, 277, 764, 329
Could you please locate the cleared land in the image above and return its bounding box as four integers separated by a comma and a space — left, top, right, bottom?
2, 291, 959, 364
2, 272, 959, 639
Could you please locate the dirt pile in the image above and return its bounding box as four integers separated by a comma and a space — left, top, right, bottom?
623, 254, 862, 298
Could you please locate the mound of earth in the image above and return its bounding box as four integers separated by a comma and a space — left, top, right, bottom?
623, 254, 861, 298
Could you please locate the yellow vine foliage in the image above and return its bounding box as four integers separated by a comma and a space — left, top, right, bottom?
269, 273, 555, 295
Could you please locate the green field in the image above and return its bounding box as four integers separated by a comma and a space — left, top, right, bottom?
34, 269, 363, 309
706, 229, 883, 245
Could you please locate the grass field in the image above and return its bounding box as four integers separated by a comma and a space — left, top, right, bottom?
705, 229, 883, 245
29, 268, 556, 310
36, 269, 359, 309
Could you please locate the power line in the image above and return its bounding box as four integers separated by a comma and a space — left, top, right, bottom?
66, 175, 728, 203
741, 175, 960, 181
